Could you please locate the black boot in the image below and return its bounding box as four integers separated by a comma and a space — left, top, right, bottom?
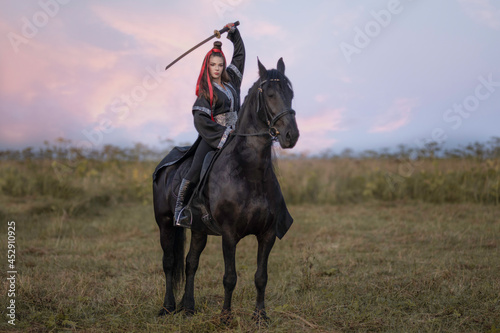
174, 178, 194, 227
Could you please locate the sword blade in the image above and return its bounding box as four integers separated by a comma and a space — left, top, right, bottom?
165, 34, 217, 71
164, 21, 239, 71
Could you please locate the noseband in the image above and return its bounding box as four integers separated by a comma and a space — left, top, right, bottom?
235, 77, 296, 139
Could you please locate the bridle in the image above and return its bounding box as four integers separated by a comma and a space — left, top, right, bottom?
234, 77, 296, 139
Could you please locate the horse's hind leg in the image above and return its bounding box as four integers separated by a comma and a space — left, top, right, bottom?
158, 222, 185, 316
253, 230, 276, 323
181, 230, 207, 315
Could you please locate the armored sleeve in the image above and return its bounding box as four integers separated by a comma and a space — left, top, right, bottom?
192, 97, 231, 149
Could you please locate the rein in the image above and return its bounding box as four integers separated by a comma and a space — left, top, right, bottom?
233, 78, 295, 139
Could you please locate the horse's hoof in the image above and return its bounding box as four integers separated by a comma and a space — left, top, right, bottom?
220, 310, 233, 325
184, 308, 195, 317
252, 309, 270, 325
158, 306, 175, 316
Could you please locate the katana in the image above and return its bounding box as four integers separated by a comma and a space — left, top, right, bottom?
165, 21, 240, 71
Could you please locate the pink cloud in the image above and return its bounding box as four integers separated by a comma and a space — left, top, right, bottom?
459, 0, 500, 29
314, 94, 329, 103
90, 3, 209, 58
251, 21, 283, 38
0, 7, 202, 148
293, 108, 345, 153
369, 98, 417, 133
299, 108, 345, 133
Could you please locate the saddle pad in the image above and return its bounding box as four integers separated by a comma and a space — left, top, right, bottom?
152, 137, 201, 181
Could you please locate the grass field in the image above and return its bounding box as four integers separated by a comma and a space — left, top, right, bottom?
0, 143, 499, 332
1, 200, 499, 332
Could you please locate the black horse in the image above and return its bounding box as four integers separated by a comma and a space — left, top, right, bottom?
153, 58, 299, 322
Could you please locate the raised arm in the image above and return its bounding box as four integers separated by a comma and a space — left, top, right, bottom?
226, 26, 245, 89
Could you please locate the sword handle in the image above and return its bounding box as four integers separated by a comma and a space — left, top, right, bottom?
217, 21, 240, 36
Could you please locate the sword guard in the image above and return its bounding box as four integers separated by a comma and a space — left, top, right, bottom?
214, 30, 221, 39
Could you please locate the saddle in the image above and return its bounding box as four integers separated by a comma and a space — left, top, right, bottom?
153, 136, 230, 235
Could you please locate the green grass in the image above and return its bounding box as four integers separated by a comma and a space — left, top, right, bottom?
1, 201, 499, 332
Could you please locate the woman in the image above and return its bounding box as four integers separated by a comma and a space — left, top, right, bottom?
175, 22, 245, 227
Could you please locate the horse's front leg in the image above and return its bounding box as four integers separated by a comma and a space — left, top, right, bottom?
221, 236, 238, 323
181, 230, 207, 315
253, 230, 276, 323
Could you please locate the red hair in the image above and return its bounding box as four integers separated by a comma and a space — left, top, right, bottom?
195, 42, 230, 121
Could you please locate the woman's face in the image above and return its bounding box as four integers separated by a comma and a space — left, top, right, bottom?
209, 55, 224, 80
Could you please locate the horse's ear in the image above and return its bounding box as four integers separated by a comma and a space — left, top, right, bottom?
258, 57, 267, 79
277, 57, 285, 74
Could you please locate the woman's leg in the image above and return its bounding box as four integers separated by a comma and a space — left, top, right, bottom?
185, 139, 214, 183
175, 140, 214, 227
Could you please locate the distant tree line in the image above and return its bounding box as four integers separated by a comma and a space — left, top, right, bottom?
1, 137, 500, 161
310, 137, 500, 160
0, 137, 177, 162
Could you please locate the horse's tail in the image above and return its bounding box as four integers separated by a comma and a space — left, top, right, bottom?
172, 226, 186, 291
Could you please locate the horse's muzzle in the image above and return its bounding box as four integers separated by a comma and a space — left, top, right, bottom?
277, 113, 299, 149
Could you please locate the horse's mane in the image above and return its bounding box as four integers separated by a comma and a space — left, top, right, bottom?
237, 79, 261, 129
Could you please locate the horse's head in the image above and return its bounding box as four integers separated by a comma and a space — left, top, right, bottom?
257, 58, 299, 149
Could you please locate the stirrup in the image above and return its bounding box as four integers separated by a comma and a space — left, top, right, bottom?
175, 207, 192, 228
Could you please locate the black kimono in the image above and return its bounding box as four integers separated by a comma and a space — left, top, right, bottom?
192, 28, 245, 150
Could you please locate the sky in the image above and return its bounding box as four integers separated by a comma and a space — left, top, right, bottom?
1, 0, 499, 155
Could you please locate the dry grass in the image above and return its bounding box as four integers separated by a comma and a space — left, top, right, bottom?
276, 157, 500, 204
0, 155, 499, 331
1, 201, 499, 332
